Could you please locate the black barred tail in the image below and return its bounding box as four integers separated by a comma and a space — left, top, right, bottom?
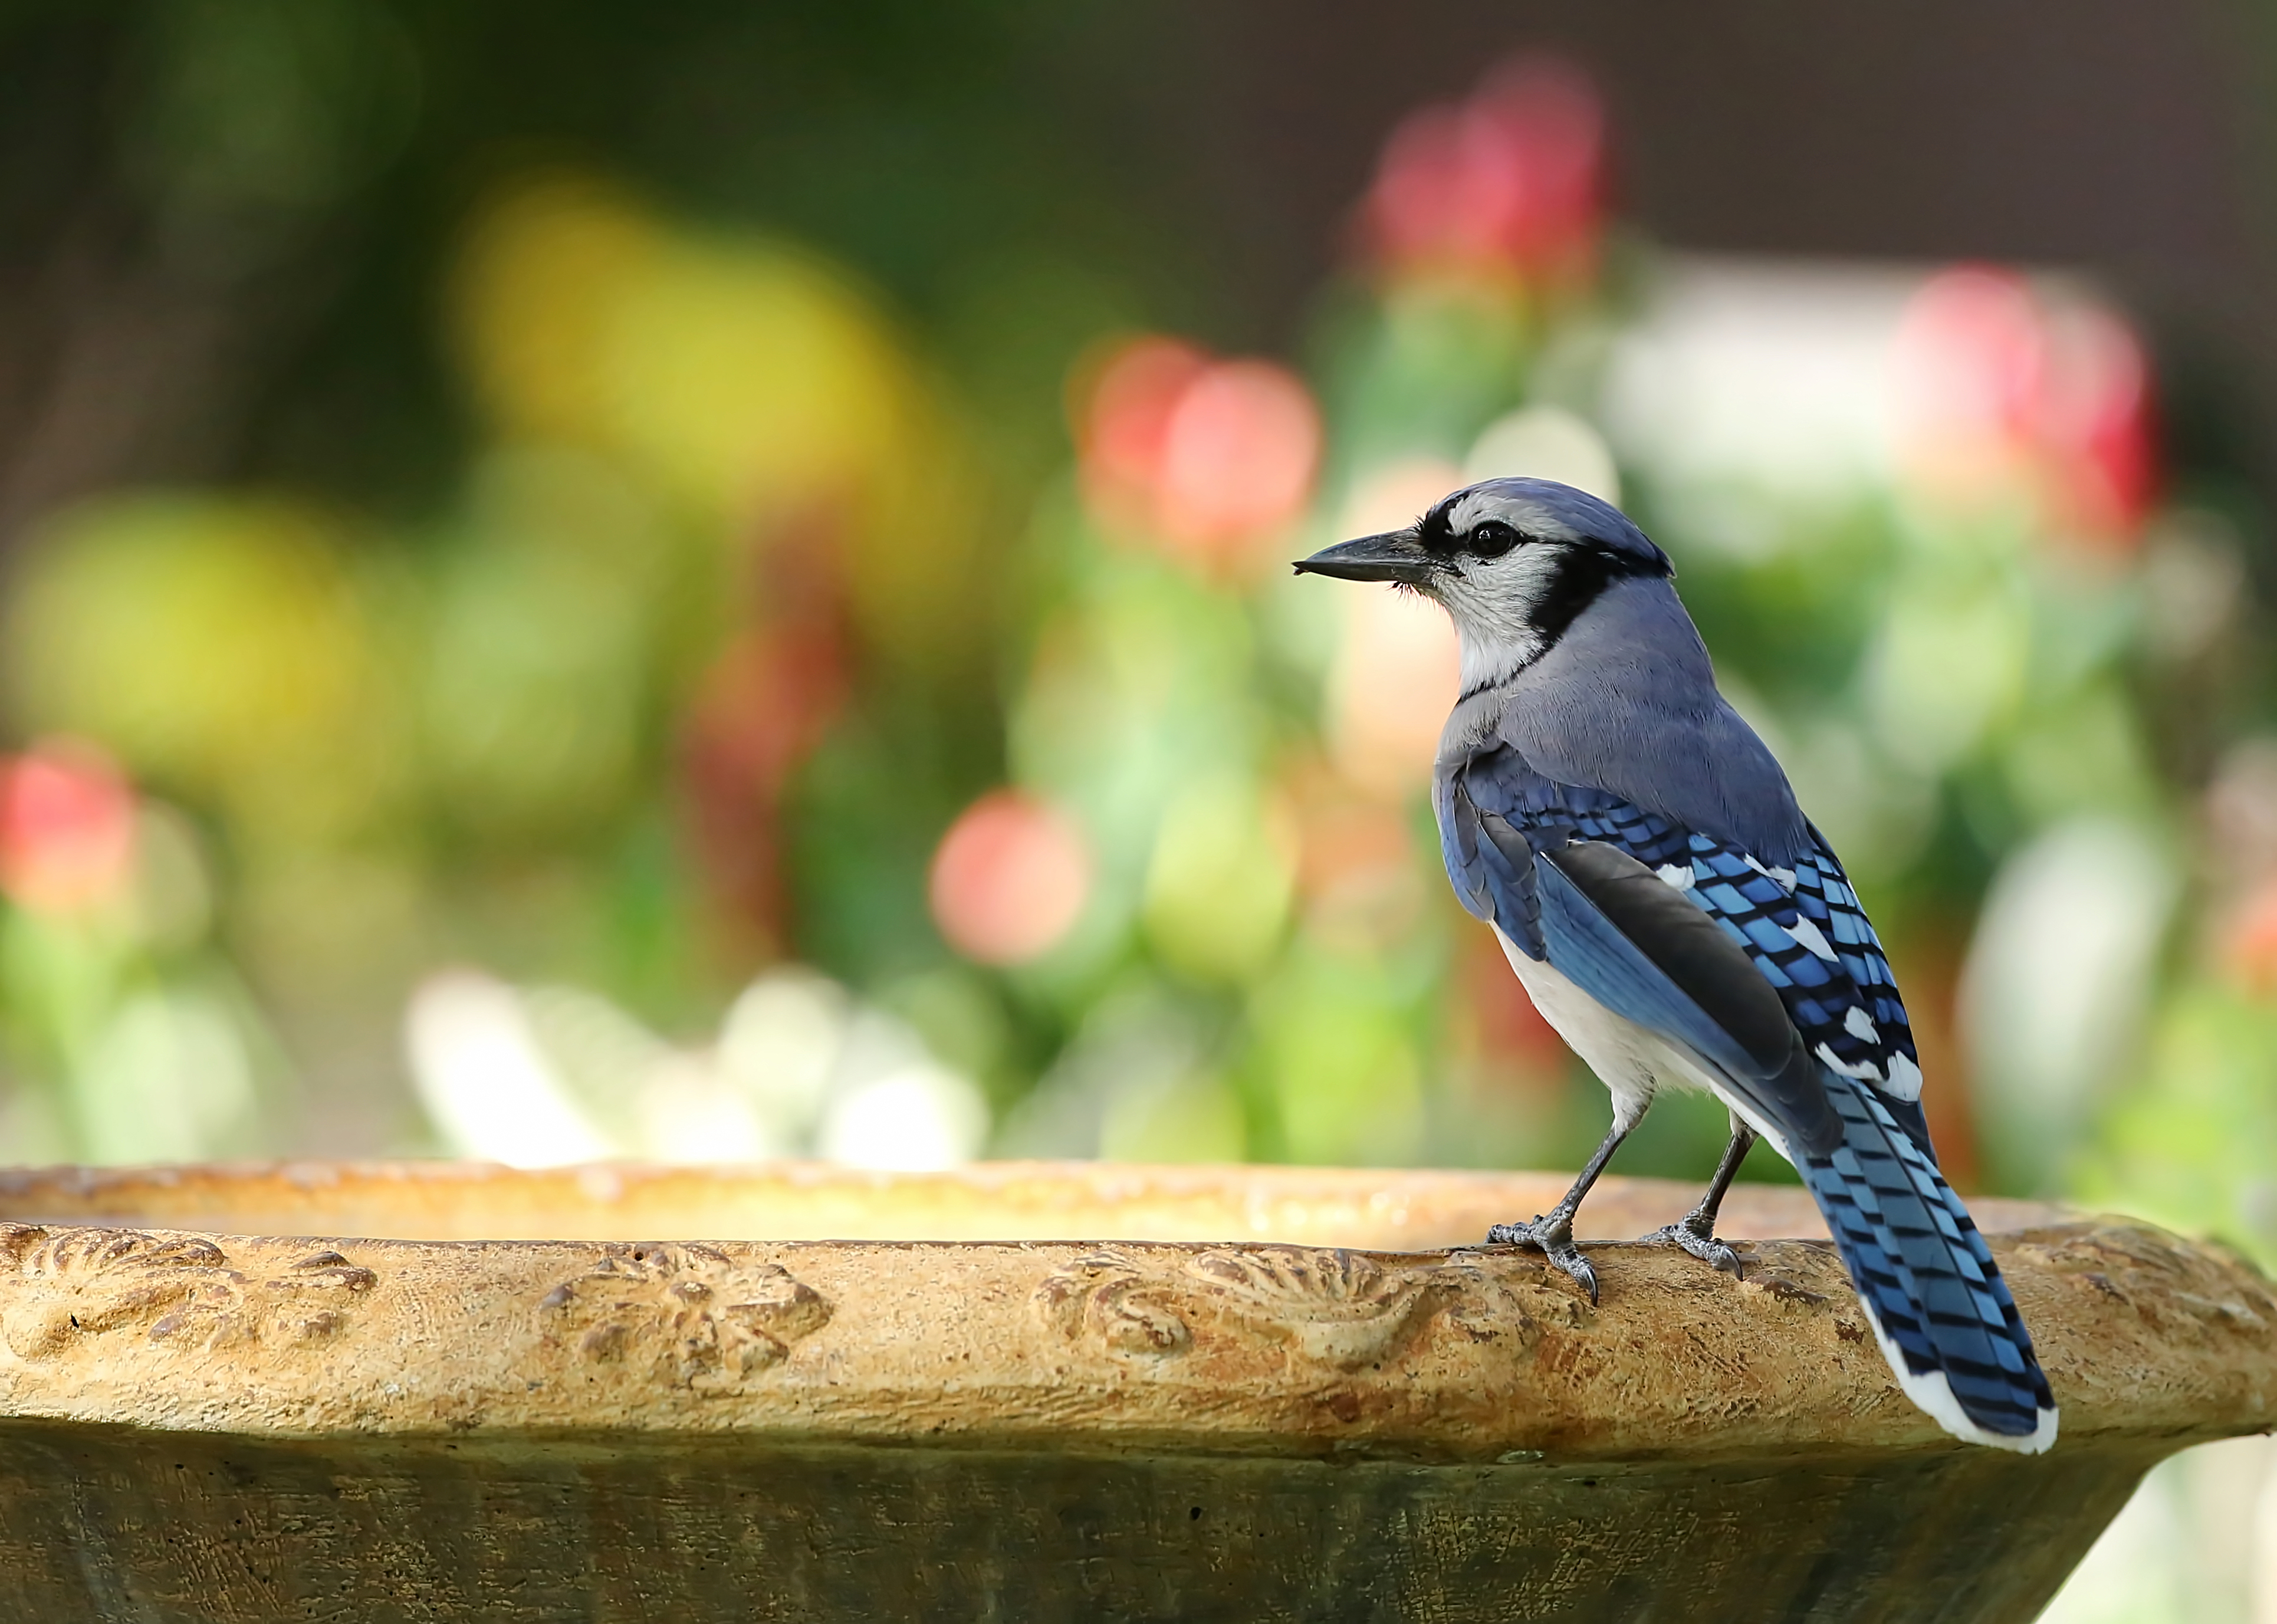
1795, 1073, 2058, 1452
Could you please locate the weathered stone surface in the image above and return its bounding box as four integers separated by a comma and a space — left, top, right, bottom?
0, 1156, 2071, 1247
0, 1161, 2264, 1622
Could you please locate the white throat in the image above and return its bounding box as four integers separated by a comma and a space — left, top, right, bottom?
1455, 627, 1540, 696
1433, 542, 1570, 695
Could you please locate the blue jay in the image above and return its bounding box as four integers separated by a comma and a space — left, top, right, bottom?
1296, 476, 2056, 1452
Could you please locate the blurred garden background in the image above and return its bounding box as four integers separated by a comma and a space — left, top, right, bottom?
0, 4, 2272, 1614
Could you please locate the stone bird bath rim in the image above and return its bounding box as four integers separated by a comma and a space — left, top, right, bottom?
0, 1158, 2266, 1622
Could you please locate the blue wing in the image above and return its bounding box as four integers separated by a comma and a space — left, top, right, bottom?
1438, 744, 1932, 1153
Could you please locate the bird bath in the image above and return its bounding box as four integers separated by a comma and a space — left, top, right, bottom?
0, 1159, 2268, 1622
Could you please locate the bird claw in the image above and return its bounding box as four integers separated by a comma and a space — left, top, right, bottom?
1641, 1215, 1747, 1278
1485, 1215, 1599, 1304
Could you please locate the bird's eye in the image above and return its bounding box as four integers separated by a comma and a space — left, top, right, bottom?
1467, 520, 1521, 558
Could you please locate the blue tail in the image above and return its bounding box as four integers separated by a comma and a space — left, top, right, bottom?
1795, 1073, 2058, 1452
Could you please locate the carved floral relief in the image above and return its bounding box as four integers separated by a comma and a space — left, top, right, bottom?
1034, 1244, 1540, 1372
0, 1225, 377, 1358
538, 1242, 832, 1390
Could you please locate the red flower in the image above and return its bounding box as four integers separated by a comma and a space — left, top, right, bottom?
1076, 337, 1320, 577
929, 790, 1090, 966
1893, 266, 2159, 553
2036, 301, 2157, 545
0, 741, 136, 916
1361, 57, 1606, 286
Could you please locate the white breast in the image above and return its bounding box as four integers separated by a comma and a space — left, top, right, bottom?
1489, 924, 1795, 1162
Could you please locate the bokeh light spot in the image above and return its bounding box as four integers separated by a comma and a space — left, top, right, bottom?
1893, 265, 2157, 551
1362, 55, 1605, 285
2223, 877, 2277, 999
929, 790, 1092, 965
1154, 360, 1320, 551
1077, 336, 1320, 577
0, 741, 136, 916
1326, 461, 1463, 798
1464, 405, 1621, 501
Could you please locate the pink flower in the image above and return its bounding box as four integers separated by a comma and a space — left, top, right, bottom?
1079, 336, 1209, 515
1892, 266, 2158, 553
1892, 268, 2046, 459
1076, 337, 1320, 577
929, 790, 1092, 965
0, 741, 136, 916
1361, 56, 1606, 286
2035, 301, 2157, 545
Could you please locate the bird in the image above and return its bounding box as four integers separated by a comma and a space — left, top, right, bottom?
1294, 476, 2057, 1454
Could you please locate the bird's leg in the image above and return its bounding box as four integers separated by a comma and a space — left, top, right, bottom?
1641, 1119, 1757, 1277
1486, 1116, 1632, 1303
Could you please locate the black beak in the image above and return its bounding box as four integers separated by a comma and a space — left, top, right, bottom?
1291, 528, 1439, 587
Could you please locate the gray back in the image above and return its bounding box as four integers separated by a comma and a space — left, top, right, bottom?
1481, 576, 1810, 864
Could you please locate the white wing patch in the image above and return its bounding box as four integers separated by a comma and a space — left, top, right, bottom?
1816, 1042, 1884, 1084
1655, 863, 1696, 892
1740, 854, 1798, 892
1844, 1004, 1881, 1044
1786, 916, 1837, 961
1884, 1051, 1924, 1102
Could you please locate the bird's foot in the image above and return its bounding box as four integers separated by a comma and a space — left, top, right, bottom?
1485, 1214, 1598, 1303
1639, 1212, 1747, 1278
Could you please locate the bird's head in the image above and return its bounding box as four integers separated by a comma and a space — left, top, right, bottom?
1294, 477, 1673, 686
